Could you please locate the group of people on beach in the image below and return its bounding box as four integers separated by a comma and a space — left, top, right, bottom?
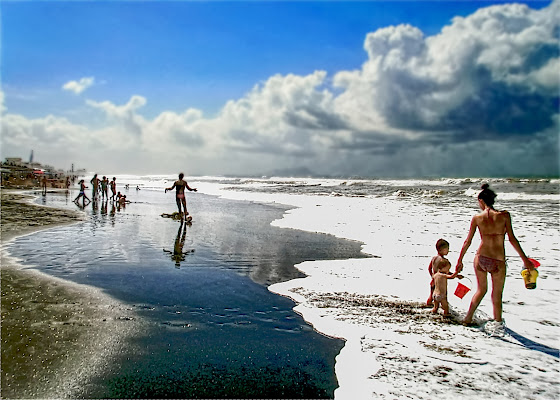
72, 174, 534, 330
426, 184, 535, 331
73, 174, 129, 207
73, 172, 198, 218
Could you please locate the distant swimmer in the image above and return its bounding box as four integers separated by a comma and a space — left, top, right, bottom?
165, 173, 197, 219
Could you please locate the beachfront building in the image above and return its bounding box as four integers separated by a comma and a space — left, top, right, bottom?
1, 156, 84, 189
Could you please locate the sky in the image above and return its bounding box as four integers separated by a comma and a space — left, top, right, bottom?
1, 0, 558, 178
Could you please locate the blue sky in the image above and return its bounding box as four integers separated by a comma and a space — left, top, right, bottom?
1, 1, 558, 177
4, 1, 521, 117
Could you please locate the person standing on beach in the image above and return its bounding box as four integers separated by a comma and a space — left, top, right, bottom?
74, 179, 91, 205
432, 259, 461, 317
90, 174, 100, 198
110, 177, 117, 201
101, 176, 109, 199
427, 239, 451, 306
165, 173, 197, 218
41, 175, 48, 196
456, 184, 534, 329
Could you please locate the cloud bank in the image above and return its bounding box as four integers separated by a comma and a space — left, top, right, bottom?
2, 1, 558, 177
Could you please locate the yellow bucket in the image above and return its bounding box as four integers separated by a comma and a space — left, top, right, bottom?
521, 268, 539, 289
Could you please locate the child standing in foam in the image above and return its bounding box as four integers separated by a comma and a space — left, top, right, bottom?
427, 239, 455, 306
431, 239, 462, 317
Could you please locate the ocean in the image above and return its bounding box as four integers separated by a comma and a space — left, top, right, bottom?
7, 175, 560, 399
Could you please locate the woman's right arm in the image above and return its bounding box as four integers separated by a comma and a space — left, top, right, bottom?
165, 182, 176, 192
456, 217, 478, 272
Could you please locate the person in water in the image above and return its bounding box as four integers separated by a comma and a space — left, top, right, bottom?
165, 173, 197, 218
455, 183, 534, 327
101, 176, 109, 199
73, 179, 91, 205
90, 174, 100, 198
110, 177, 117, 201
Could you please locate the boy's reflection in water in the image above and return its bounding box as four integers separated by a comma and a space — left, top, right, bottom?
163, 220, 194, 268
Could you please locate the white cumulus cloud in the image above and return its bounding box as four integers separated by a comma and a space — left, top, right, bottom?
62, 77, 95, 95
3, 1, 558, 177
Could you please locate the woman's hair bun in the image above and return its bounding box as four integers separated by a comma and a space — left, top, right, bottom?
481, 183, 490, 190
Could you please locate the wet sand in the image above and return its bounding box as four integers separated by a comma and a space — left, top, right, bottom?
2, 189, 371, 399
1, 190, 140, 398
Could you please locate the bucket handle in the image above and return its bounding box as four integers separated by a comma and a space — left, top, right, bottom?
458, 276, 473, 288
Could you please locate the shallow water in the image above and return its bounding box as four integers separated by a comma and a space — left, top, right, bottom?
8, 189, 368, 398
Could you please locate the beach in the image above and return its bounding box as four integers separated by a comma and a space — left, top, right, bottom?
2, 176, 559, 399
2, 186, 366, 398
1, 190, 141, 398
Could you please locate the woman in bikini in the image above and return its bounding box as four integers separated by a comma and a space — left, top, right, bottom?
165, 173, 197, 218
456, 184, 534, 326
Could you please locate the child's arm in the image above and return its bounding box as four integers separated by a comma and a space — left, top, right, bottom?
428, 258, 434, 276
445, 271, 460, 279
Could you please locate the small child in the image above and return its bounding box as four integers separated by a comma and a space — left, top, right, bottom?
427, 239, 451, 306
432, 260, 460, 316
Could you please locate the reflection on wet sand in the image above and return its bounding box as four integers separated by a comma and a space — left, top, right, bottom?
163, 220, 194, 268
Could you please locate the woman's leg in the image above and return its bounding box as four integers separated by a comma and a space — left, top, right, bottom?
490, 265, 507, 322
181, 198, 188, 215
464, 256, 488, 324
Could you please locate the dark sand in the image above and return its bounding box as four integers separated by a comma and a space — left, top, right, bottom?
1, 190, 140, 398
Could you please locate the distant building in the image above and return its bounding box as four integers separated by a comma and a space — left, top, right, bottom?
4, 157, 23, 166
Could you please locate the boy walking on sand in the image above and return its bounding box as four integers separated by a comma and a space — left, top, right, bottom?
432, 260, 461, 316
427, 239, 451, 306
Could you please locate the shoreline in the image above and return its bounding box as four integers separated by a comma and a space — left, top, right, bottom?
2, 188, 365, 399
1, 190, 141, 398
1, 189, 84, 243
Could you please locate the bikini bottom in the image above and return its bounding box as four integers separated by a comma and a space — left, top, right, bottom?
476, 254, 506, 274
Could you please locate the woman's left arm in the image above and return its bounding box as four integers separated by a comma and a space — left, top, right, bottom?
504, 211, 534, 270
